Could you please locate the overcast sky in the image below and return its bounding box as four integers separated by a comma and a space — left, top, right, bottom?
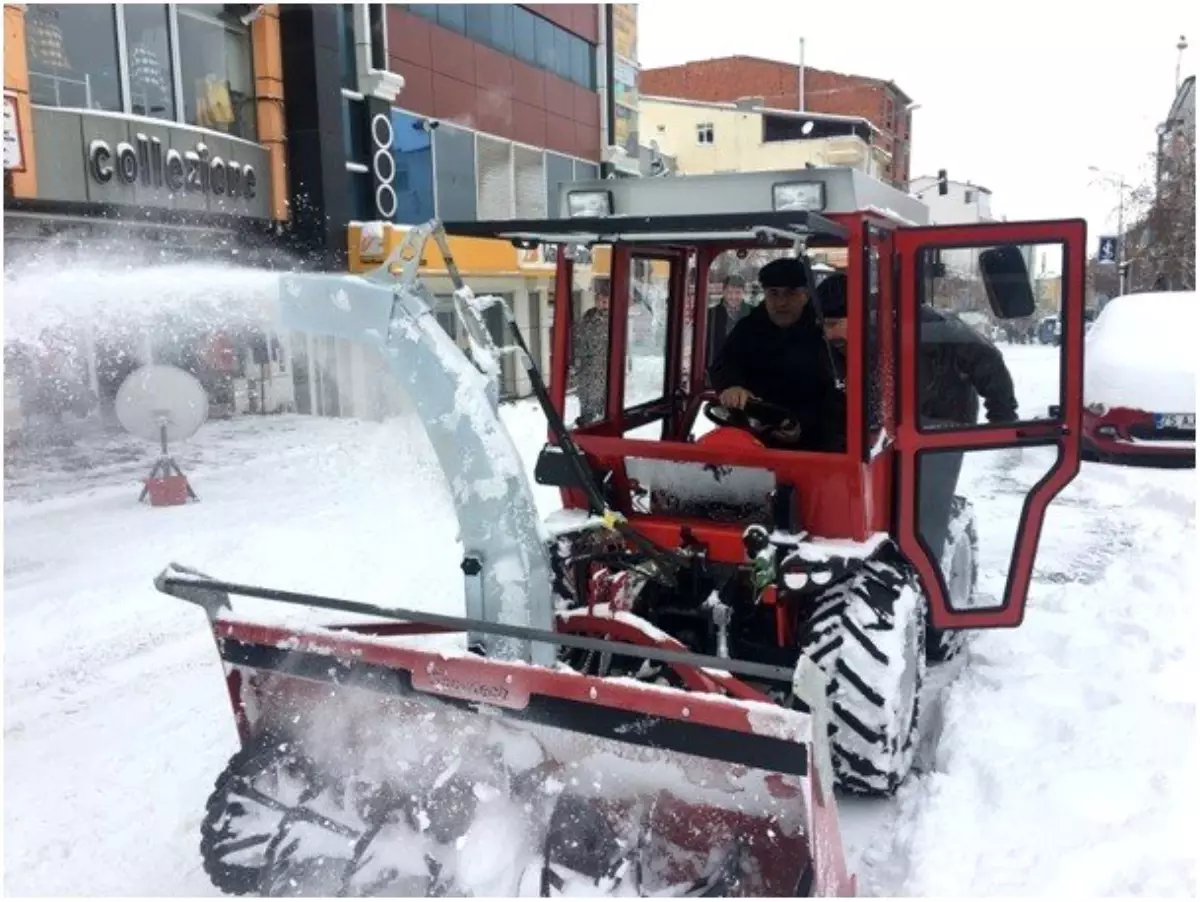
637, 0, 1194, 252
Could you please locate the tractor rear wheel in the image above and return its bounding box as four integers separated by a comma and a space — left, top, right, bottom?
797, 557, 926, 796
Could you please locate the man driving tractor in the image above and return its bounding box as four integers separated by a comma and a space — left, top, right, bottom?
708, 257, 844, 450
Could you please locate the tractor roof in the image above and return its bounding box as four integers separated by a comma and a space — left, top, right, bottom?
444, 167, 928, 248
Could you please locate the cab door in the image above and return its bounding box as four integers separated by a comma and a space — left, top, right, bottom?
894, 220, 1087, 630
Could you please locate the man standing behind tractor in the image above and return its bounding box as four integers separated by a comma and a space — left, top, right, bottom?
572, 276, 611, 424
815, 272, 1018, 559
706, 273, 751, 364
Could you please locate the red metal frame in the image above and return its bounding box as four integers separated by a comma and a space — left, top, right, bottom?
546, 215, 1089, 632
894, 219, 1087, 630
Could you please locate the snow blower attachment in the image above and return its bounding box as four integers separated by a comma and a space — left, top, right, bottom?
157, 566, 851, 897
157, 222, 853, 897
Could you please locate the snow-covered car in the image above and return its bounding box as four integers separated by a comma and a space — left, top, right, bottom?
1082, 291, 1196, 468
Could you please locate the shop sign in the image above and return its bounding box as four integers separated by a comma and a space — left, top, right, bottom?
87, 133, 257, 200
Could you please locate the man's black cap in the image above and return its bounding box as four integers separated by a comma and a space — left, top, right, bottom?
814, 273, 847, 319
758, 257, 809, 290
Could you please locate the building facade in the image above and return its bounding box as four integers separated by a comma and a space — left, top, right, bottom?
639, 94, 889, 179
908, 175, 994, 224
275, 3, 628, 406
3, 3, 299, 439
4, 2, 290, 261
641, 55, 913, 186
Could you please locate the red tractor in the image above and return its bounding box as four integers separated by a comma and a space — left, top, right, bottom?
158, 167, 1086, 896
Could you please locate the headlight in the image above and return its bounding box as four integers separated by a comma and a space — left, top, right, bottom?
566, 190, 612, 218
772, 182, 826, 212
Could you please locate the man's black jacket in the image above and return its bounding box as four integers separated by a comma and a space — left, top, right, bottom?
918, 307, 1018, 426
708, 302, 843, 450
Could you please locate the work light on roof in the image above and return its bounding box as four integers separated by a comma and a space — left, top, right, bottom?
772, 182, 826, 213
566, 190, 612, 218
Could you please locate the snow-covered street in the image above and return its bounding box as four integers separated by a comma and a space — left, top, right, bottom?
3, 345, 1195, 896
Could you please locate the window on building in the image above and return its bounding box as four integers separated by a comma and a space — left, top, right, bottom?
338, 4, 357, 90
465, 4, 490, 44
964, 190, 974, 203
25, 4, 122, 112
123, 5, 176, 120
884, 97, 894, 131
177, 4, 256, 140
534, 15, 556, 72
349, 169, 372, 222
490, 5, 515, 55
433, 121, 477, 221
570, 36, 591, 88
477, 134, 514, 219
435, 4, 466, 34
391, 109, 436, 224
342, 96, 366, 161
696, 122, 715, 144
513, 7, 537, 65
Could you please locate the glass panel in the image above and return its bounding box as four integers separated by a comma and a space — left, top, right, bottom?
436, 3, 465, 34
464, 4, 490, 43
918, 242, 1063, 428
341, 96, 365, 161
512, 7, 536, 65
177, 5, 257, 140
553, 28, 572, 81
391, 110, 435, 224
918, 446, 1057, 613
544, 152, 574, 214
25, 4, 122, 112
534, 15, 556, 72
124, 4, 175, 120
431, 122, 477, 221
570, 36, 591, 88
624, 257, 671, 411
349, 170, 372, 222
489, 5, 514, 55
407, 5, 439, 23
569, 258, 610, 426
339, 4, 357, 90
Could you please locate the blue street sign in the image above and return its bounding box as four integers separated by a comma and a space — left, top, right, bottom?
1098, 236, 1118, 264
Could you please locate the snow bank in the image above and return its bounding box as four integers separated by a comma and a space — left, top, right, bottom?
1085, 292, 1197, 413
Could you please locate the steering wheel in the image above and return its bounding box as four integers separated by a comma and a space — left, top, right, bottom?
703, 397, 801, 443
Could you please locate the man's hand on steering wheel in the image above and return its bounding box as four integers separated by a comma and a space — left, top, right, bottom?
718, 386, 755, 409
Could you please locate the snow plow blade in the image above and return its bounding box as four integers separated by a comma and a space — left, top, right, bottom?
158, 567, 854, 897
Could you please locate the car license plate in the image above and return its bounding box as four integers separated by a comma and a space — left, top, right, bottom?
1154, 412, 1196, 431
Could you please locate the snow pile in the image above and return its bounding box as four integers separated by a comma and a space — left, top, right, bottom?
1085, 291, 1197, 413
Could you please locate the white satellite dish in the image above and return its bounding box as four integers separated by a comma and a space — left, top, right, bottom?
115, 365, 208, 505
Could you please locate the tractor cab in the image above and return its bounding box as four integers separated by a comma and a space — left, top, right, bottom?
443, 167, 1088, 636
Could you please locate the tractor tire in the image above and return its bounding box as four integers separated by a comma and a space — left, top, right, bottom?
797, 556, 927, 796
200, 735, 321, 895
926, 496, 979, 665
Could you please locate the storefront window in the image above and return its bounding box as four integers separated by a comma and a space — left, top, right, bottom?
25, 4, 122, 112
176, 4, 256, 141
124, 4, 176, 120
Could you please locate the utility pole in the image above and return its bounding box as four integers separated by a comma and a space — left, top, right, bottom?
798, 37, 806, 111
1090, 165, 1129, 295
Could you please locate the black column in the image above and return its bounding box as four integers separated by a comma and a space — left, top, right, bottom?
280, 4, 351, 270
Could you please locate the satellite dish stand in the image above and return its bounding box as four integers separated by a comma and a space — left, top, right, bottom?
140, 415, 199, 507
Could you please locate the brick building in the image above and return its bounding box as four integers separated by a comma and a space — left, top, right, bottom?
642, 55, 913, 186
